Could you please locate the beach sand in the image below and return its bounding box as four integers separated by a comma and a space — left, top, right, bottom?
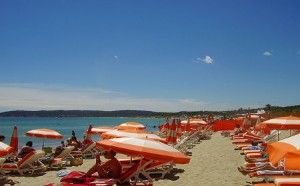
8, 131, 290, 186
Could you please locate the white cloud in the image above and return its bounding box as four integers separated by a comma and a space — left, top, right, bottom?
113, 55, 119, 60
0, 83, 214, 112
263, 51, 272, 56
193, 56, 214, 64
203, 56, 213, 64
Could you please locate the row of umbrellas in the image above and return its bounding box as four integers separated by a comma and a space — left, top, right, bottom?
0, 121, 191, 165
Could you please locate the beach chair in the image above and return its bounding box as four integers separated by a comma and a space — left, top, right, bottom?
139, 160, 173, 180
59, 159, 153, 186
54, 146, 75, 167
0, 150, 46, 175
234, 131, 281, 149
70, 142, 97, 159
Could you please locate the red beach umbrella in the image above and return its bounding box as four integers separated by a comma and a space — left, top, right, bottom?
96, 137, 190, 164
9, 126, 18, 155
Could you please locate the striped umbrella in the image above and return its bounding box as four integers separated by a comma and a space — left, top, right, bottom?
161, 117, 170, 135
102, 128, 165, 143
26, 128, 63, 148
184, 118, 191, 132
10, 126, 18, 155
176, 119, 182, 138
86, 126, 116, 135
0, 142, 13, 157
96, 137, 190, 164
166, 119, 177, 144
114, 122, 146, 130
267, 133, 300, 166
260, 116, 300, 130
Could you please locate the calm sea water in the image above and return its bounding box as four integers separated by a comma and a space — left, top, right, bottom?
0, 117, 164, 150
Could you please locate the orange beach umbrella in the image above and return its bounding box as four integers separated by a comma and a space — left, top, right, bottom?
10, 126, 18, 155
176, 119, 182, 138
96, 137, 190, 164
260, 116, 300, 130
86, 126, 116, 135
114, 122, 146, 130
0, 142, 13, 157
166, 119, 177, 144
267, 133, 300, 166
26, 128, 63, 148
102, 128, 165, 143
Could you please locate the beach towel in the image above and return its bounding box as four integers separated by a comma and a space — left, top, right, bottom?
60, 171, 96, 184
257, 170, 285, 175
57, 170, 72, 177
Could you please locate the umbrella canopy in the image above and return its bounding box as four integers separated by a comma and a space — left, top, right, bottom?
166, 119, 177, 144
10, 126, 18, 155
96, 137, 190, 164
267, 133, 300, 166
260, 116, 300, 130
26, 128, 63, 148
0, 142, 13, 157
284, 150, 300, 171
86, 126, 116, 135
114, 122, 146, 130
102, 128, 165, 143
181, 118, 207, 125
26, 128, 63, 139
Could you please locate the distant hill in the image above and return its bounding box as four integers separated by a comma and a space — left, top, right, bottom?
0, 110, 161, 117
0, 105, 299, 118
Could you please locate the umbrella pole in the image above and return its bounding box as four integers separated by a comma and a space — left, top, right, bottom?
42, 139, 45, 149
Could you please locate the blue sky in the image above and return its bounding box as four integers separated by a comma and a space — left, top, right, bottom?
0, 0, 299, 112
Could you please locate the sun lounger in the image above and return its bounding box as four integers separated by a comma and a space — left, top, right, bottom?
0, 150, 46, 175
70, 142, 97, 159
54, 146, 75, 167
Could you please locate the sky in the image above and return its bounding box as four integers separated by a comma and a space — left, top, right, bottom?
0, 0, 300, 112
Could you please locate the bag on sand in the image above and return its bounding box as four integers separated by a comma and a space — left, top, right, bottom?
70, 157, 83, 166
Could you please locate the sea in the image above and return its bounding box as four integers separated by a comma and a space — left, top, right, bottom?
0, 117, 165, 150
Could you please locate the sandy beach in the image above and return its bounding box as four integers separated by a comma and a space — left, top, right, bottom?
7, 131, 290, 186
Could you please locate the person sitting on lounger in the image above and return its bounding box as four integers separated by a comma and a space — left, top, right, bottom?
18, 141, 35, 158
82, 150, 122, 179
238, 158, 284, 176
40, 146, 65, 166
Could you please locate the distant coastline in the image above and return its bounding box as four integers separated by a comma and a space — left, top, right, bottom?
0, 105, 299, 118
